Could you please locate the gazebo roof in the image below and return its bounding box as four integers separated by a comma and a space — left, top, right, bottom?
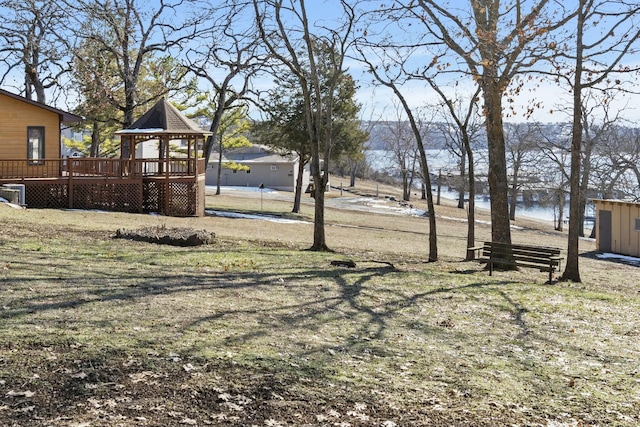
115, 98, 211, 136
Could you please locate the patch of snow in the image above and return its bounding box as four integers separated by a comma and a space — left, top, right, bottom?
0, 197, 25, 210
206, 186, 278, 193
439, 215, 524, 230
206, 210, 311, 224
344, 197, 427, 216
63, 209, 111, 214
116, 128, 165, 133
596, 252, 640, 266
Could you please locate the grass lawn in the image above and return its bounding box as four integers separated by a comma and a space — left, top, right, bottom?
0, 183, 639, 426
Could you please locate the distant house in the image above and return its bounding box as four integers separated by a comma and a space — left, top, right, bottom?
206, 145, 309, 192
593, 199, 640, 257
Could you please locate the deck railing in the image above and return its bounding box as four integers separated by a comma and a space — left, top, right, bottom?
0, 158, 206, 180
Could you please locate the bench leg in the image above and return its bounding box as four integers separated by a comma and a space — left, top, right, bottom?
489, 260, 493, 276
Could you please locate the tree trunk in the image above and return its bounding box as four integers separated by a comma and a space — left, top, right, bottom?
561, 0, 584, 283
436, 170, 441, 205
402, 169, 410, 201
555, 190, 565, 232
578, 139, 593, 237
123, 76, 136, 127
205, 87, 228, 166
349, 162, 357, 187
216, 145, 223, 196
509, 170, 518, 221
458, 154, 466, 209
292, 155, 305, 213
483, 80, 512, 246
309, 137, 330, 251
419, 152, 438, 262
465, 142, 476, 261
90, 121, 100, 157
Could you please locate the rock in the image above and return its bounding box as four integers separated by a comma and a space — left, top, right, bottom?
330, 260, 357, 268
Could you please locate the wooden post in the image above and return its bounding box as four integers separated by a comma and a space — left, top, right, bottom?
437, 169, 442, 205
188, 137, 194, 175
68, 158, 74, 209
164, 135, 170, 215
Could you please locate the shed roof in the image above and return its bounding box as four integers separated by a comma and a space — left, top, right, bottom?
215, 145, 299, 164
116, 98, 211, 136
593, 199, 640, 208
0, 88, 83, 123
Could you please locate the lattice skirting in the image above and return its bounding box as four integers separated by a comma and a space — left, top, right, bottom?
24, 182, 68, 209
22, 181, 143, 213
143, 179, 200, 217
71, 181, 143, 212
12, 178, 203, 217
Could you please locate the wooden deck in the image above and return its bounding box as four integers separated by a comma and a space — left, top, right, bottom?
0, 158, 207, 216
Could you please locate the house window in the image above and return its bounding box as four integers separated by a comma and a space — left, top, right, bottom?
27, 126, 45, 165
271, 165, 278, 171
635, 218, 640, 231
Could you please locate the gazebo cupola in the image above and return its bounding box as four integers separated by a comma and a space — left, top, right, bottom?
116, 97, 210, 166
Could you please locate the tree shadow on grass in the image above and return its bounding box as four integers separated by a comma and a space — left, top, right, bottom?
2, 244, 628, 425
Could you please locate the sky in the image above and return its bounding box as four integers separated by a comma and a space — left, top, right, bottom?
298, 0, 640, 125
2, 0, 640, 125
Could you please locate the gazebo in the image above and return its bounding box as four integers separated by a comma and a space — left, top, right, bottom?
115, 98, 212, 217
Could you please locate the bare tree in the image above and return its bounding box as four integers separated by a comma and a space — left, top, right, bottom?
533, 123, 571, 232
430, 85, 484, 260
183, 1, 267, 195
505, 123, 542, 221
597, 126, 640, 202
552, 0, 640, 282
380, 102, 420, 202
437, 121, 467, 210
64, 0, 209, 127
357, 50, 439, 261
432, 89, 484, 211
576, 94, 627, 236
0, 0, 70, 103
404, 0, 574, 249
340, 111, 376, 188
253, 0, 360, 251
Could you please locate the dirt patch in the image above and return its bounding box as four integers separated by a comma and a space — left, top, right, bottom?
114, 226, 216, 246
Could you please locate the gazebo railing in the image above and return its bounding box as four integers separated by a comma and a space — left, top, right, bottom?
0, 158, 206, 180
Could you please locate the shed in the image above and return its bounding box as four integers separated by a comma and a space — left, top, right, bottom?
206, 145, 309, 191
593, 199, 640, 257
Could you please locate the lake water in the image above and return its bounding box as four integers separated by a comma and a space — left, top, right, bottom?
368, 149, 593, 227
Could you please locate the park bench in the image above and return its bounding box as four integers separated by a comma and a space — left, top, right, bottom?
468, 241, 563, 284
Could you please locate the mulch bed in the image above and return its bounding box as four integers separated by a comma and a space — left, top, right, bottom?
114, 226, 216, 247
